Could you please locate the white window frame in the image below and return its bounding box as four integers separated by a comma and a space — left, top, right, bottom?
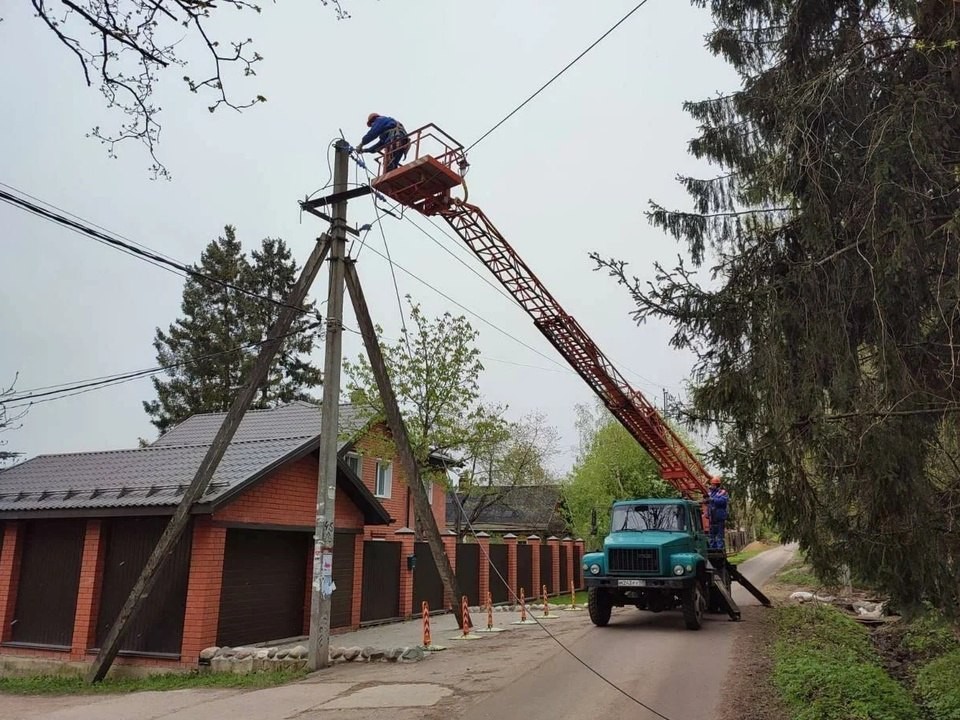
424, 477, 434, 505
345, 452, 362, 477
375, 460, 393, 499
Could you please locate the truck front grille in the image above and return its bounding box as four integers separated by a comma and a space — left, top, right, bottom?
608, 548, 659, 574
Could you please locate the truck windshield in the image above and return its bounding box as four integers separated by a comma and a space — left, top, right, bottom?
612, 504, 687, 532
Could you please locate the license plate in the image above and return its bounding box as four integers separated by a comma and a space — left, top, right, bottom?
618, 579, 644, 587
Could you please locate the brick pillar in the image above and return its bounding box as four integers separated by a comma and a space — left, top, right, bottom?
476, 532, 491, 607
527, 535, 541, 600
575, 538, 586, 590
562, 537, 575, 598
547, 536, 561, 596
395, 528, 415, 618
503, 534, 518, 602
180, 519, 226, 664
71, 520, 105, 659
442, 531, 458, 610
0, 522, 22, 644
351, 534, 364, 628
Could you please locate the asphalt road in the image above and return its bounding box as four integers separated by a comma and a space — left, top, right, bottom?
460, 544, 797, 720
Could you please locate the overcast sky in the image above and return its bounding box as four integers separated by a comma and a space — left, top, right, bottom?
0, 0, 737, 474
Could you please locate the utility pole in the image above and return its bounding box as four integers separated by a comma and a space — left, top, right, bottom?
88, 233, 331, 683
308, 139, 350, 670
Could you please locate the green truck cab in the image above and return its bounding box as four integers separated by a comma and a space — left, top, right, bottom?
582, 498, 735, 630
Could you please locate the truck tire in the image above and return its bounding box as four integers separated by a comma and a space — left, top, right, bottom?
588, 587, 612, 627
682, 580, 705, 630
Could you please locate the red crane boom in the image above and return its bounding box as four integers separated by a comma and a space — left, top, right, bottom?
368, 125, 712, 501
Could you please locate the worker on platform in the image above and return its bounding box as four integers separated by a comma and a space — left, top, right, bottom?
356, 113, 409, 171
707, 475, 729, 550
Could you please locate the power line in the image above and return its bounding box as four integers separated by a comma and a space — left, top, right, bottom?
466, 0, 654, 151
0, 186, 318, 317
358, 240, 572, 371
2, 322, 322, 410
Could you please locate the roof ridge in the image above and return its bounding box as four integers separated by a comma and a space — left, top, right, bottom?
14, 435, 318, 463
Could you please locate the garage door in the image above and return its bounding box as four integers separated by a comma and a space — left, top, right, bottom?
217, 529, 309, 646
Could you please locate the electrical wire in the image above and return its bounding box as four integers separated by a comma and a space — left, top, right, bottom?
466, 0, 654, 152
0, 186, 318, 317
448, 488, 675, 720
2, 322, 322, 410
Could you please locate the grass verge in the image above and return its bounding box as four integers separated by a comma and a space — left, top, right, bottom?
915, 649, 960, 720
727, 541, 777, 565
0, 669, 306, 696
772, 604, 920, 720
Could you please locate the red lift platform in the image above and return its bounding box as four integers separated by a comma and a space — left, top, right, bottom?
370, 125, 470, 216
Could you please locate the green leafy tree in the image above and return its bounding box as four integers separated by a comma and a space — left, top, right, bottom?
563, 401, 677, 545
144, 226, 321, 434
345, 297, 506, 534
593, 1, 960, 610
453, 411, 561, 538
345, 297, 504, 462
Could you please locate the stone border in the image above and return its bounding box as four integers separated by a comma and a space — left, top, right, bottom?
199, 644, 426, 674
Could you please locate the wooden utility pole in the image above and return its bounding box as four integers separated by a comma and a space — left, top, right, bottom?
307, 139, 350, 670
344, 260, 465, 628
88, 234, 332, 683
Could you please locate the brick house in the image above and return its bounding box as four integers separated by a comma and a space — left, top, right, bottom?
0, 402, 446, 671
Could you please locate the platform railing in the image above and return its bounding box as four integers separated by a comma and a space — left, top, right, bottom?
372, 123, 468, 178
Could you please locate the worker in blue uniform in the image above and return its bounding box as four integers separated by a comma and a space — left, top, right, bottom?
356, 113, 409, 171
707, 475, 729, 550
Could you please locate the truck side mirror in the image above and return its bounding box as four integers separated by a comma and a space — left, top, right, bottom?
590, 508, 598, 537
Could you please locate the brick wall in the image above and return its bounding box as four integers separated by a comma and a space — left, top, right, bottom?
350, 424, 446, 537
213, 454, 364, 530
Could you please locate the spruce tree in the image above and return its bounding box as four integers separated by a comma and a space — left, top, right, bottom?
594, 1, 960, 610
144, 226, 321, 434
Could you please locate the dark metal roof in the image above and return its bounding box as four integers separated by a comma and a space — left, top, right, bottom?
152, 401, 364, 448
446, 485, 567, 531
0, 402, 390, 524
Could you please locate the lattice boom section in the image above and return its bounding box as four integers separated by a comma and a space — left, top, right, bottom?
440, 202, 711, 499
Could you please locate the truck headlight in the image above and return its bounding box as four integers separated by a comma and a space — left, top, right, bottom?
673, 564, 685, 576
589, 563, 601, 575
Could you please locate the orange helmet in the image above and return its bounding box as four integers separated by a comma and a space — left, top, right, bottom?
366, 112, 380, 127
710, 475, 722, 486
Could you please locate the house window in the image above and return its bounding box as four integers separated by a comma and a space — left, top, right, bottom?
375, 460, 392, 498
345, 452, 362, 477
424, 478, 433, 505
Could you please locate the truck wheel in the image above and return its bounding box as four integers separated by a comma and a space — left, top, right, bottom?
683, 581, 706, 630
588, 587, 612, 627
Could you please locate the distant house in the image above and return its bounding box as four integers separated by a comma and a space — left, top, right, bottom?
0, 401, 448, 671
446, 485, 572, 538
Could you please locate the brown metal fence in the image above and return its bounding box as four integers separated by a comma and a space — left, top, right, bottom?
413, 542, 444, 612
455, 543, 480, 606
488, 544, 509, 604
539, 543, 553, 595
331, 532, 357, 629
516, 543, 533, 597
360, 541, 400, 623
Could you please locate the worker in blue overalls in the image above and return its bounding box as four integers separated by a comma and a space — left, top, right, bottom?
356, 113, 409, 171
708, 475, 729, 550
